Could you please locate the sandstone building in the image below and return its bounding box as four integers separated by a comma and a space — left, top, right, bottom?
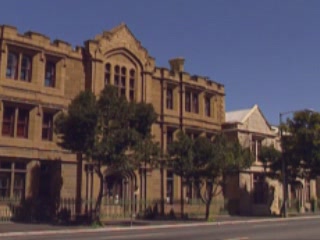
0, 24, 225, 218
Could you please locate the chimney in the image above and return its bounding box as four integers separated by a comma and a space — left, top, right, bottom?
169, 57, 185, 73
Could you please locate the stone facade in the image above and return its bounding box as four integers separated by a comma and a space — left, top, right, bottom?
223, 104, 317, 216
0, 24, 225, 218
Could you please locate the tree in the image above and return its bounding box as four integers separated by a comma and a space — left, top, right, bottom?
193, 134, 253, 220
281, 110, 320, 179
259, 145, 282, 176
55, 85, 159, 222
167, 131, 194, 218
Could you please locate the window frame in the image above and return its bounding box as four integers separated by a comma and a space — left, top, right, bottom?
166, 88, 173, 110
42, 112, 54, 141
44, 60, 56, 88
6, 51, 19, 80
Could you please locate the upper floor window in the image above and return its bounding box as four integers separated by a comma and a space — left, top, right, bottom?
2, 105, 29, 138
120, 67, 126, 97
205, 96, 211, 117
114, 65, 120, 87
185, 91, 199, 113
6, 52, 18, 79
20, 55, 32, 82
17, 109, 29, 138
2, 106, 15, 137
166, 88, 173, 110
42, 112, 54, 141
45, 61, 56, 87
251, 137, 262, 161
129, 69, 135, 102
6, 51, 33, 82
105, 63, 111, 85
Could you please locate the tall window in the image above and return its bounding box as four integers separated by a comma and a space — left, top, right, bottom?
2, 105, 29, 138
185, 91, 191, 112
2, 106, 15, 137
129, 69, 135, 102
251, 138, 262, 161
20, 55, 32, 82
205, 96, 211, 117
167, 129, 174, 149
185, 91, 199, 113
42, 112, 54, 141
166, 88, 173, 109
120, 67, 126, 97
6, 52, 18, 79
0, 161, 26, 200
105, 63, 111, 85
17, 109, 29, 138
166, 170, 174, 204
253, 174, 268, 204
45, 61, 56, 87
114, 65, 120, 87
193, 93, 199, 113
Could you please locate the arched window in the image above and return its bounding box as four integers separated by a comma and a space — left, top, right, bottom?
114, 65, 120, 87
129, 69, 135, 101
105, 63, 111, 85
120, 67, 126, 97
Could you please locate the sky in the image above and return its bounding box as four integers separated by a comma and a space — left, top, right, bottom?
1, 0, 319, 125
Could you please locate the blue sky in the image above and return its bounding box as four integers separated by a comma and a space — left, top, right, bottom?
1, 0, 319, 125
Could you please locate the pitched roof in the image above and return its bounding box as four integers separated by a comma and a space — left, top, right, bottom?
225, 105, 257, 123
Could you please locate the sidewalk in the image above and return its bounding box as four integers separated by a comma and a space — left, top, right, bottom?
0, 213, 319, 236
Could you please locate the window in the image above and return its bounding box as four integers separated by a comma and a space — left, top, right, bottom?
105, 63, 111, 85
205, 97, 211, 117
45, 61, 56, 87
129, 69, 135, 102
114, 65, 120, 87
17, 109, 29, 138
2, 106, 15, 137
166, 88, 173, 109
166, 170, 174, 204
167, 129, 173, 148
0, 161, 26, 200
251, 138, 262, 161
2, 105, 30, 138
20, 55, 32, 82
253, 174, 268, 204
42, 112, 54, 141
185, 91, 199, 113
185, 91, 191, 112
120, 67, 126, 97
6, 52, 18, 79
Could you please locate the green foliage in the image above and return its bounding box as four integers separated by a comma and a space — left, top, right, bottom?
167, 131, 194, 179
54, 90, 98, 157
281, 110, 320, 178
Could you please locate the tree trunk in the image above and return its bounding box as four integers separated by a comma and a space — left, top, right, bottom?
180, 177, 184, 218
94, 165, 104, 223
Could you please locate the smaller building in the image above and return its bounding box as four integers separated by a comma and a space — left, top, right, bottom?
222, 104, 317, 216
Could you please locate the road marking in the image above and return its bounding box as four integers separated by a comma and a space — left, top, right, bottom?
224, 237, 249, 240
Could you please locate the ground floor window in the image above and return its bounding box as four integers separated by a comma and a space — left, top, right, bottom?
253, 173, 268, 204
166, 170, 174, 204
0, 161, 26, 200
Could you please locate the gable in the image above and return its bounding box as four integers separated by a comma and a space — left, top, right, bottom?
240, 106, 273, 135
94, 23, 154, 69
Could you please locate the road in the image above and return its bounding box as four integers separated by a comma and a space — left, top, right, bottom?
2, 217, 320, 240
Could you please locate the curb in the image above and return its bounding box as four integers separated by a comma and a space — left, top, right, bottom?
1, 215, 320, 238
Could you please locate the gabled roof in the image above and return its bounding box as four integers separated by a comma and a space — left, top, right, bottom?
225, 105, 257, 123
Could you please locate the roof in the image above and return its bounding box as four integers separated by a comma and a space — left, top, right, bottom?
225, 105, 256, 123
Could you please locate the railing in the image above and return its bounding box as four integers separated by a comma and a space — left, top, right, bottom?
0, 197, 230, 223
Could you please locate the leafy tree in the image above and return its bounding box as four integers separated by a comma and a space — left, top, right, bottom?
55, 85, 159, 221
281, 110, 320, 179
193, 134, 253, 220
167, 131, 194, 217
259, 145, 282, 176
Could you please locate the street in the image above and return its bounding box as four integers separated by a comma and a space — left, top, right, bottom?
2, 217, 320, 240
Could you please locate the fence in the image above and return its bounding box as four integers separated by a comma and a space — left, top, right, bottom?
0, 197, 230, 223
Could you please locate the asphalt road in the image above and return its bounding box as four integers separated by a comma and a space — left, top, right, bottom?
2, 217, 320, 240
